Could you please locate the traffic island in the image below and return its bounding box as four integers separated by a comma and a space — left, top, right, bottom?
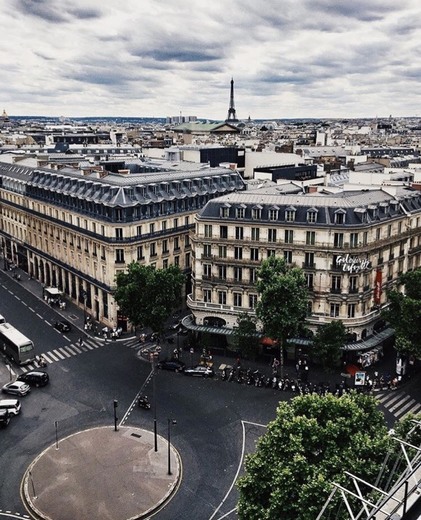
21, 426, 181, 520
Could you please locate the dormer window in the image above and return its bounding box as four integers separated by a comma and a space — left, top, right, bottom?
334, 209, 346, 225
307, 208, 318, 223
368, 204, 378, 219
236, 204, 246, 219
220, 203, 231, 218
252, 205, 262, 220
269, 209, 278, 221
285, 206, 296, 222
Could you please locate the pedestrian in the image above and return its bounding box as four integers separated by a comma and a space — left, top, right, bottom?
79, 337, 84, 347
272, 357, 280, 374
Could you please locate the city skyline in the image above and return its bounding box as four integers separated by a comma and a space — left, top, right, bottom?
1, 0, 421, 120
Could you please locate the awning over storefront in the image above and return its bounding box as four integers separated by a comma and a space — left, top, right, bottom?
341, 327, 394, 351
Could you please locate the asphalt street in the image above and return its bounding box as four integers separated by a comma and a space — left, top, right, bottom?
0, 269, 420, 519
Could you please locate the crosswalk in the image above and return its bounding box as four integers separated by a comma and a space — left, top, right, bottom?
14, 337, 104, 376
124, 336, 156, 359
375, 389, 421, 420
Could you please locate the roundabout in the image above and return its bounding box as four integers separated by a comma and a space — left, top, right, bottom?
21, 426, 181, 520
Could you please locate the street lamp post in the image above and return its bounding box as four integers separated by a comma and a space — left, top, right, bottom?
113, 399, 118, 432
167, 418, 177, 475
151, 354, 158, 452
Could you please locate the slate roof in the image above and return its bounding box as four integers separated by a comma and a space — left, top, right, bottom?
197, 186, 421, 227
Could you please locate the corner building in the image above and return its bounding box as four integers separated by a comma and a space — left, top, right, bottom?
0, 159, 246, 329
188, 186, 421, 354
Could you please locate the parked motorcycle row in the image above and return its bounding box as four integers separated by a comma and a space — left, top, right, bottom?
219, 366, 399, 396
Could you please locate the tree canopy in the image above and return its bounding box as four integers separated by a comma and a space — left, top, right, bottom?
237, 392, 392, 520
233, 312, 259, 360
256, 256, 308, 348
114, 262, 185, 334
313, 320, 346, 370
382, 268, 421, 357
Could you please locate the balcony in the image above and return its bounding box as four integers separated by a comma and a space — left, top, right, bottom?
302, 262, 316, 269
330, 288, 341, 294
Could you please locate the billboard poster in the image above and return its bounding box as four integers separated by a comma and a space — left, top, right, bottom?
354, 371, 366, 386
374, 268, 382, 305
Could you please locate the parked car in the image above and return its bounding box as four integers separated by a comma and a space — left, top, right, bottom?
0, 409, 10, 427
54, 320, 71, 332
157, 359, 186, 372
2, 381, 31, 396
183, 365, 214, 378
17, 370, 49, 387
0, 398, 21, 416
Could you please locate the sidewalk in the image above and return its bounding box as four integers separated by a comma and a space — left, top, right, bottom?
21, 426, 180, 520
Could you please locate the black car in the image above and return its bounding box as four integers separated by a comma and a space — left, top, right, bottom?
17, 370, 49, 387
54, 320, 71, 332
0, 409, 10, 427
156, 359, 186, 372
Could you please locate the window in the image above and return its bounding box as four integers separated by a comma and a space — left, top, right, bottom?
235, 226, 244, 240
203, 289, 212, 303
249, 268, 257, 283
236, 207, 245, 219
218, 265, 227, 280
304, 252, 314, 268
349, 276, 358, 293
203, 244, 212, 257
347, 304, 356, 318
137, 225, 142, 237
174, 237, 180, 250
185, 235, 190, 247
101, 246, 106, 260
387, 224, 392, 238
284, 251, 292, 263
150, 242, 157, 257
306, 231, 315, 245
252, 207, 261, 220
350, 232, 359, 248
330, 303, 340, 317
267, 249, 276, 257
307, 210, 317, 223
268, 229, 277, 243
174, 255, 180, 266
203, 264, 212, 278
185, 252, 190, 267
335, 212, 345, 224
218, 291, 227, 305
234, 267, 243, 282
174, 218, 178, 228
376, 228, 381, 241
137, 246, 144, 260
220, 226, 228, 239
363, 232, 368, 246
218, 245, 227, 258
251, 227, 260, 241
305, 273, 314, 289
268, 209, 278, 221
284, 230, 294, 244
162, 240, 169, 254
163, 259, 168, 269
233, 292, 243, 307
115, 249, 125, 263
115, 228, 123, 240
221, 207, 229, 218
250, 248, 259, 261
334, 233, 344, 248
285, 209, 295, 222
249, 294, 258, 309
234, 246, 243, 260
204, 224, 213, 238
184, 216, 189, 226
331, 275, 341, 291
162, 220, 167, 231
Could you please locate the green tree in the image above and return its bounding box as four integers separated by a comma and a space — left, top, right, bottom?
256, 256, 308, 370
114, 262, 185, 334
233, 312, 259, 360
313, 320, 346, 370
237, 392, 391, 520
383, 268, 421, 357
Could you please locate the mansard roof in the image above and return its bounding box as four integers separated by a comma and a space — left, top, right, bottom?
0, 160, 246, 208
197, 187, 421, 226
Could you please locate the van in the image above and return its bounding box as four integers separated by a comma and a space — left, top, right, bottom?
0, 398, 21, 416
0, 315, 5, 324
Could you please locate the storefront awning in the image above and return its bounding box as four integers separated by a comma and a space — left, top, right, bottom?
341, 327, 394, 351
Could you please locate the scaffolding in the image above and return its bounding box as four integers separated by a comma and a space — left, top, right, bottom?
316, 420, 421, 520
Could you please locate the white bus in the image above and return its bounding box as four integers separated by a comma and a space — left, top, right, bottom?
0, 322, 35, 365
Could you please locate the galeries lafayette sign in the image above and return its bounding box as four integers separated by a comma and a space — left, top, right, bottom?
336, 254, 371, 273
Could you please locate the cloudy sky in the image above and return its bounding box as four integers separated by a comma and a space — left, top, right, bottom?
1, 0, 421, 120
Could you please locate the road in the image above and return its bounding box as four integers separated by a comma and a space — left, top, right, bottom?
0, 272, 420, 519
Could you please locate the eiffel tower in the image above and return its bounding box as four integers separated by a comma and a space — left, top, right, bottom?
226, 78, 239, 123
